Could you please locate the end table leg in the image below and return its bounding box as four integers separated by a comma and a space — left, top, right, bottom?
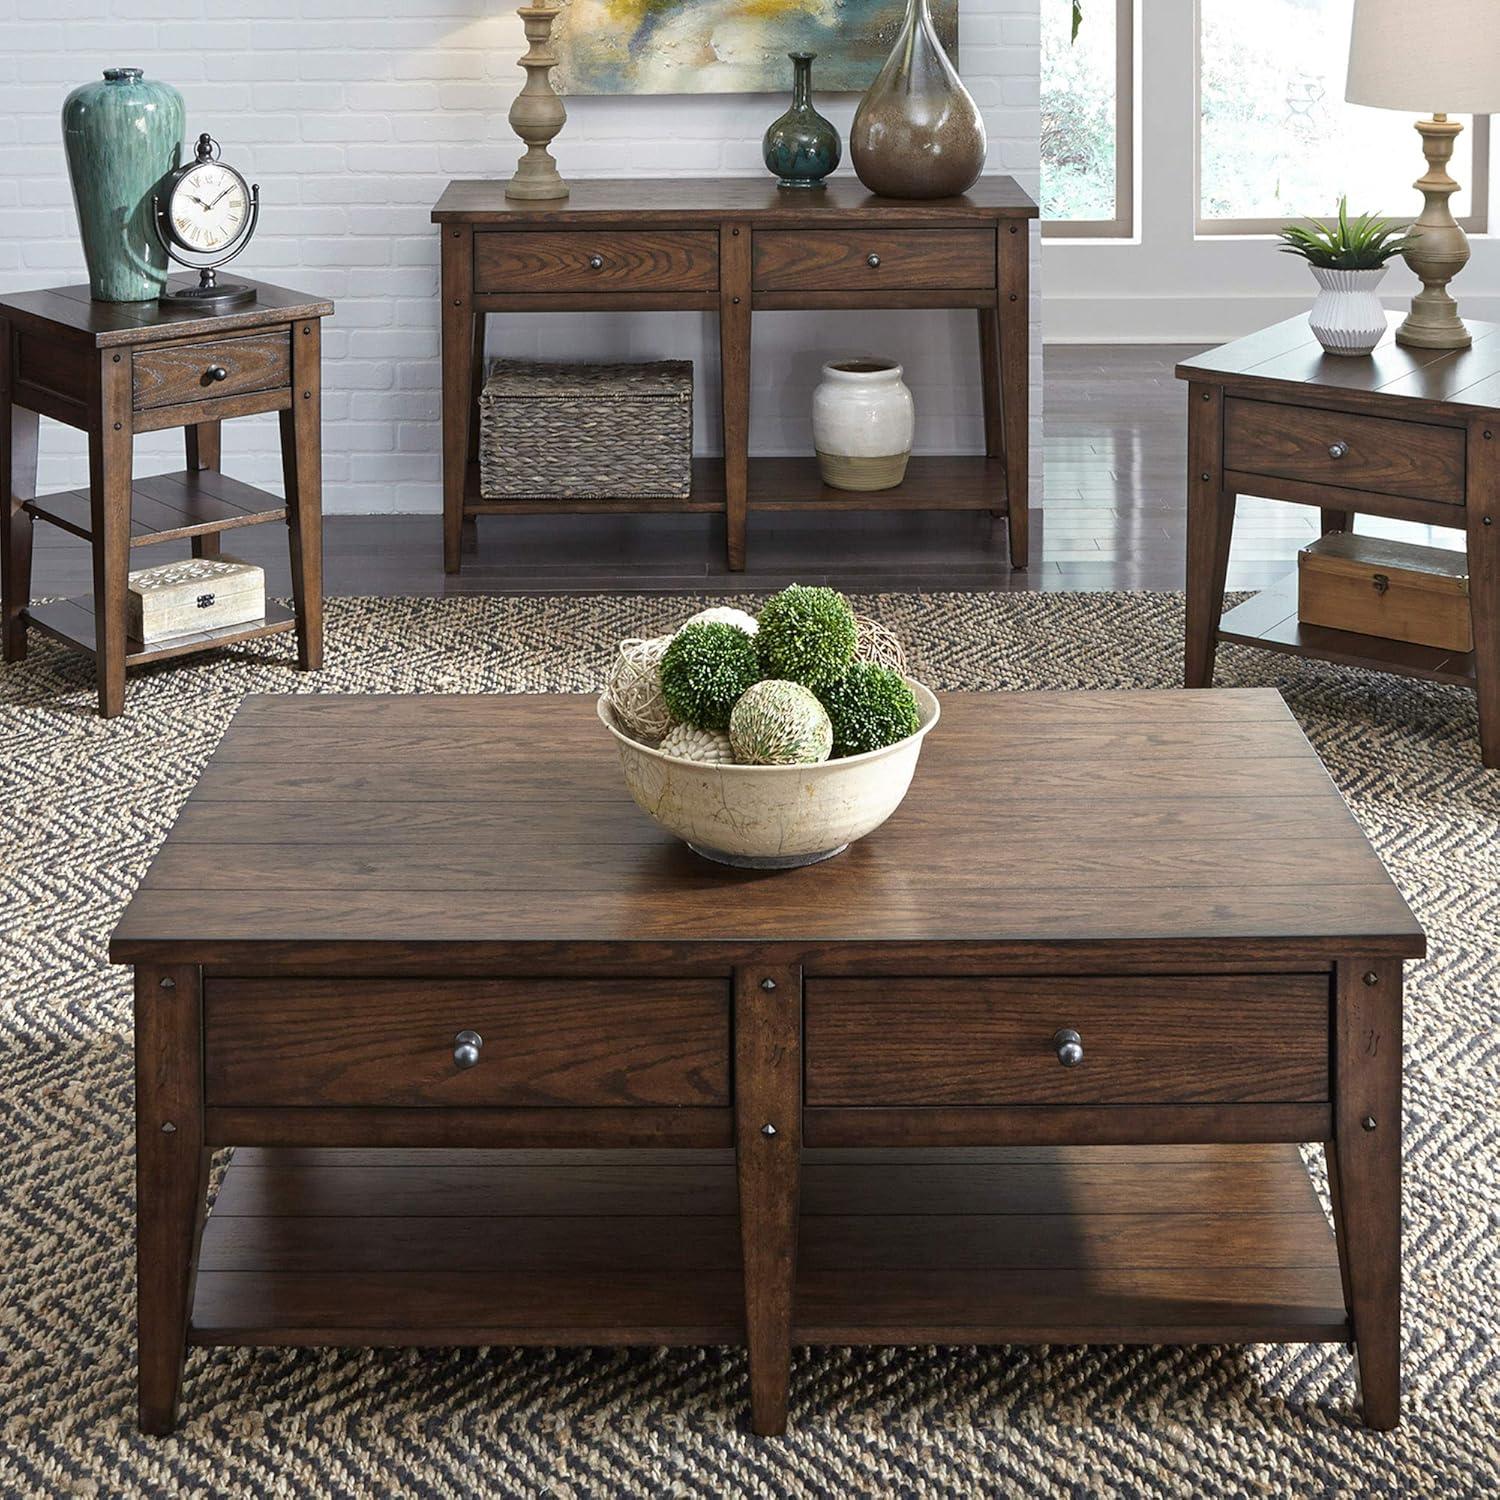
2, 374, 39, 662
977, 307, 1005, 518
1332, 958, 1403, 1430
185, 421, 222, 559
283, 320, 324, 672
997, 222, 1029, 569
734, 962, 801, 1436
1320, 507, 1351, 537
1466, 420, 1500, 767
441, 226, 475, 575
134, 963, 207, 1436
90, 352, 133, 718
1184, 382, 1234, 688
720, 222, 751, 573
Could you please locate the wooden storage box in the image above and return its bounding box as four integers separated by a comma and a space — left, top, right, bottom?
478, 359, 693, 501
1297, 533, 1472, 652
127, 556, 265, 645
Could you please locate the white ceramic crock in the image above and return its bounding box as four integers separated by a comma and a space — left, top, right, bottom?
1308, 266, 1388, 356
811, 358, 916, 491
599, 679, 940, 867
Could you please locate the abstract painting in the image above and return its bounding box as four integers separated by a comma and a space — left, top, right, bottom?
553, 0, 960, 96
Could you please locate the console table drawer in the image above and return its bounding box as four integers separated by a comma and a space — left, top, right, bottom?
473, 230, 719, 294
752, 229, 995, 291
804, 976, 1330, 1106
132, 332, 290, 411
1223, 397, 1466, 505
204, 977, 730, 1107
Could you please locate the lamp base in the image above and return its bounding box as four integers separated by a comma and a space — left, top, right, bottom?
1396, 115, 1472, 351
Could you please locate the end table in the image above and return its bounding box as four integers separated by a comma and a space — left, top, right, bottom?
1, 279, 332, 716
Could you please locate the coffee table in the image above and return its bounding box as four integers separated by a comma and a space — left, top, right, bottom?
112, 689, 1424, 1436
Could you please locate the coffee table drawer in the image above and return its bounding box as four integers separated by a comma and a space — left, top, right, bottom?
473, 230, 719, 294
804, 976, 1330, 1106
204, 977, 730, 1107
752, 229, 995, 291
1223, 397, 1465, 505
132, 331, 290, 411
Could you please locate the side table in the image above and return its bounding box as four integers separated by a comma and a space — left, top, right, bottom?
1, 279, 333, 716
1177, 314, 1500, 767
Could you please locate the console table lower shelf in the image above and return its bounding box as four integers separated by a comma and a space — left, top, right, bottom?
191, 1144, 1345, 1352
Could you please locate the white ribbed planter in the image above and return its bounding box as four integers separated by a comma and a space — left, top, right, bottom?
1308, 267, 1388, 356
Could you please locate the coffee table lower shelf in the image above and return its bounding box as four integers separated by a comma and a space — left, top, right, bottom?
190, 1143, 1348, 1351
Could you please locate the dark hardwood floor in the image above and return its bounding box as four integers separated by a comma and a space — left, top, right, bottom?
28, 345, 1461, 598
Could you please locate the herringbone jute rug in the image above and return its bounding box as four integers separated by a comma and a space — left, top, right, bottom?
2, 592, 1496, 1498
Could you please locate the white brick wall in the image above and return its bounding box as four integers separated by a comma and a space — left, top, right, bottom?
1, 0, 1040, 514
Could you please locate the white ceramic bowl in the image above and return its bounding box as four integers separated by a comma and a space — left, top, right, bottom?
598, 679, 940, 867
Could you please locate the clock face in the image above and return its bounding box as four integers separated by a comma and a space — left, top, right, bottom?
168, 163, 250, 253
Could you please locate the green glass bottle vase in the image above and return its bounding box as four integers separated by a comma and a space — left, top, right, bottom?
62, 67, 184, 302
762, 52, 841, 189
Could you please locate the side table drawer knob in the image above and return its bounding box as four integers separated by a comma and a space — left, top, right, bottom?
1328, 440, 1349, 459
588, 255, 604, 270
1052, 1027, 1084, 1068
866, 253, 881, 268
206, 365, 229, 383
452, 1029, 483, 1069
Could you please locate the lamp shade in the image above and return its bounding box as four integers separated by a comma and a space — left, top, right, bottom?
1347, 0, 1500, 113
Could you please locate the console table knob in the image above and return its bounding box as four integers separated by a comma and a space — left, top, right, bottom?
588, 255, 604, 270
206, 365, 229, 383
452, 1029, 483, 1069
1328, 441, 1349, 459
1052, 1027, 1084, 1067
866, 253, 881, 268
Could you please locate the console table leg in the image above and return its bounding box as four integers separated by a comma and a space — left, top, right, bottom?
1466, 419, 1500, 767
997, 223, 1029, 569
441, 225, 475, 575
134, 963, 207, 1436
1184, 383, 1234, 689
1332, 957, 1403, 1430
90, 351, 133, 718
734, 962, 801, 1436
186, 422, 222, 559
283, 319, 324, 671
1, 320, 38, 661
721, 222, 751, 573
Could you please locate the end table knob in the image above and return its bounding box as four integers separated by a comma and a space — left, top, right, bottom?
588, 255, 604, 270
1052, 1027, 1084, 1067
1328, 441, 1349, 460
866, 253, 881, 268
206, 365, 229, 383
453, 1029, 483, 1069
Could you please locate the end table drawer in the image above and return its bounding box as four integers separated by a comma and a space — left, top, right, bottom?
132, 332, 291, 411
1223, 397, 1465, 505
804, 975, 1330, 1106
473, 230, 720, 294
204, 977, 730, 1108
752, 229, 995, 291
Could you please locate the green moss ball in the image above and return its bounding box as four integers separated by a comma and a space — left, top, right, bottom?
729, 680, 833, 765
755, 584, 858, 689
817, 662, 920, 757
659, 621, 762, 731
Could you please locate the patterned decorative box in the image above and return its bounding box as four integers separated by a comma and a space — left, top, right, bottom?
126, 556, 265, 644
478, 359, 693, 501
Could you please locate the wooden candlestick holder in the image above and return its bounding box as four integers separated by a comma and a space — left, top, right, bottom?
506, 3, 569, 201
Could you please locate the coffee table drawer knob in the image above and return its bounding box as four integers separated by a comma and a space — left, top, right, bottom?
452, 1029, 484, 1069
1052, 1027, 1084, 1067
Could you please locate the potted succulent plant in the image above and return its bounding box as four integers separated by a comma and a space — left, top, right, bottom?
1279, 199, 1417, 356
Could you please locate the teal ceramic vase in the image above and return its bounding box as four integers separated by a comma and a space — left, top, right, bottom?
62, 68, 184, 302
762, 52, 841, 189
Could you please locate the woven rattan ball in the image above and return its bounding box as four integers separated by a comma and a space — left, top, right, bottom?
680, 605, 759, 636
854, 613, 908, 675
605, 635, 674, 741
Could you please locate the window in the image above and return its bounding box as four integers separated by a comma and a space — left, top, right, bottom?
1041, 0, 1134, 237
1197, 0, 1489, 233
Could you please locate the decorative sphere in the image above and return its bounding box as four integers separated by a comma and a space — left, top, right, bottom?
729, 679, 833, 766
659, 621, 763, 731
659, 723, 735, 764
603, 635, 674, 741
817, 661, 920, 757
755, 584, 858, 689
681, 605, 758, 637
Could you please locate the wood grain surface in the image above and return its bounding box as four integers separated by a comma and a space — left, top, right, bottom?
751, 229, 994, 291
132, 332, 290, 411
473, 231, 718, 294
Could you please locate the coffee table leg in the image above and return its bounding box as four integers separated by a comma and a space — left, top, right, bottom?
1184, 382, 1235, 688
1330, 957, 1403, 1430
134, 963, 208, 1436
734, 962, 802, 1436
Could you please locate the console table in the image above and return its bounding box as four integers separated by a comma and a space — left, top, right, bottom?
113, 689, 1421, 1436
1179, 314, 1500, 767
431, 178, 1036, 575
0, 279, 330, 717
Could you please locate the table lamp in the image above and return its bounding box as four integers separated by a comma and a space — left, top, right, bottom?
1346, 0, 1500, 349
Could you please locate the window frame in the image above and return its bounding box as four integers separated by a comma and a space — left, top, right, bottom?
1191, 0, 1491, 237
1041, 0, 1136, 240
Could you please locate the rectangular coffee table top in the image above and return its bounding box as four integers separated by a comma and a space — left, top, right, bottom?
110, 689, 1424, 968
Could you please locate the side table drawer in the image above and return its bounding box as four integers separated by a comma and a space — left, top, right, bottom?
204, 977, 730, 1107
804, 975, 1330, 1106
752, 228, 995, 291
1223, 397, 1466, 505
473, 230, 720, 294
132, 331, 290, 411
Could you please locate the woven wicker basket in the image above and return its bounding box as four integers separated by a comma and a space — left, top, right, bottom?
478, 359, 693, 501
